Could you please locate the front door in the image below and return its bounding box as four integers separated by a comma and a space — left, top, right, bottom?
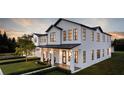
62, 50, 66, 64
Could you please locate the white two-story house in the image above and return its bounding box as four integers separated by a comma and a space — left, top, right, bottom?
32, 18, 112, 73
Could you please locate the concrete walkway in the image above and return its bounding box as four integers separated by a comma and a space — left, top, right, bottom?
21, 66, 56, 75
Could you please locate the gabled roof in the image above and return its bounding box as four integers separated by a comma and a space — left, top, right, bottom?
54, 18, 112, 36
38, 44, 81, 49
93, 26, 112, 36
54, 18, 95, 30
46, 25, 63, 32
33, 33, 48, 37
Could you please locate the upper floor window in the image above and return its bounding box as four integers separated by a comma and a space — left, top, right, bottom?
34, 37, 37, 43
41, 37, 46, 43
107, 36, 109, 42
63, 31, 66, 41
103, 34, 105, 42
50, 32, 56, 42
97, 33, 100, 42
97, 49, 100, 59
82, 28, 86, 41
68, 30, 72, 41
73, 28, 78, 40
91, 31, 94, 41
107, 36, 111, 42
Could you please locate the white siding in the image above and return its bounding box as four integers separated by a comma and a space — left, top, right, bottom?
56, 20, 82, 44
33, 19, 112, 72
47, 27, 61, 45
32, 34, 40, 46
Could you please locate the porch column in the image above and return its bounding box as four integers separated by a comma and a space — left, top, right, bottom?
70, 49, 75, 72
51, 49, 54, 66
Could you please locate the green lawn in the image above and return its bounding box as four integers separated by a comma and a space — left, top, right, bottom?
0, 54, 48, 75
0, 57, 40, 64
0, 61, 50, 75
0, 53, 15, 56
0, 52, 124, 75
75, 52, 124, 75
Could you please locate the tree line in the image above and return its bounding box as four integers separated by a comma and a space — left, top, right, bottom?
0, 31, 16, 53
113, 39, 124, 51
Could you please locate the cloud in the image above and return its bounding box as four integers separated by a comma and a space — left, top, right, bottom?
69, 18, 111, 32
0, 27, 29, 39
108, 32, 124, 40
11, 18, 33, 27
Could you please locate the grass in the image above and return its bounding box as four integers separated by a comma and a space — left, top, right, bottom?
0, 53, 15, 56
1, 52, 124, 75
0, 54, 49, 75
31, 67, 69, 75
0, 57, 40, 64
0, 61, 50, 75
31, 52, 124, 75
75, 51, 124, 75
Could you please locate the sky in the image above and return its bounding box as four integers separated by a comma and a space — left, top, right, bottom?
0, 18, 124, 39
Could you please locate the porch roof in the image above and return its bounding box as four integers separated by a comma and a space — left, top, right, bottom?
38, 44, 81, 49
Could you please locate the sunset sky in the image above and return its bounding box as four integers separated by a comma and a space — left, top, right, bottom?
0, 18, 124, 39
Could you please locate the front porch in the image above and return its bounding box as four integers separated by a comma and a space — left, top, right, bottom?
39, 44, 82, 73
55, 63, 81, 72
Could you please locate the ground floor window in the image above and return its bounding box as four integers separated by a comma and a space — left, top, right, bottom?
68, 50, 71, 62
83, 51, 86, 63
102, 49, 104, 57
107, 48, 109, 55
97, 49, 100, 59
74, 50, 78, 63
91, 50, 94, 60
62, 50, 66, 64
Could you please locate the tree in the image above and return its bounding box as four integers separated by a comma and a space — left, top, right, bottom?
0, 31, 17, 53
15, 34, 35, 62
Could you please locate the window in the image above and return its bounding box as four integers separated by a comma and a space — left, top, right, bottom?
41, 37, 43, 42
62, 50, 66, 64
83, 51, 86, 63
34, 37, 37, 43
107, 48, 109, 55
91, 31, 94, 41
103, 34, 105, 42
50, 32, 56, 42
97, 33, 100, 42
68, 50, 71, 61
68, 30, 72, 41
107, 36, 110, 42
73, 28, 78, 40
82, 29, 86, 41
102, 49, 104, 57
97, 49, 100, 59
41, 37, 46, 43
63, 31, 66, 41
107, 36, 109, 42
107, 36, 111, 42
91, 50, 94, 60
74, 50, 78, 63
